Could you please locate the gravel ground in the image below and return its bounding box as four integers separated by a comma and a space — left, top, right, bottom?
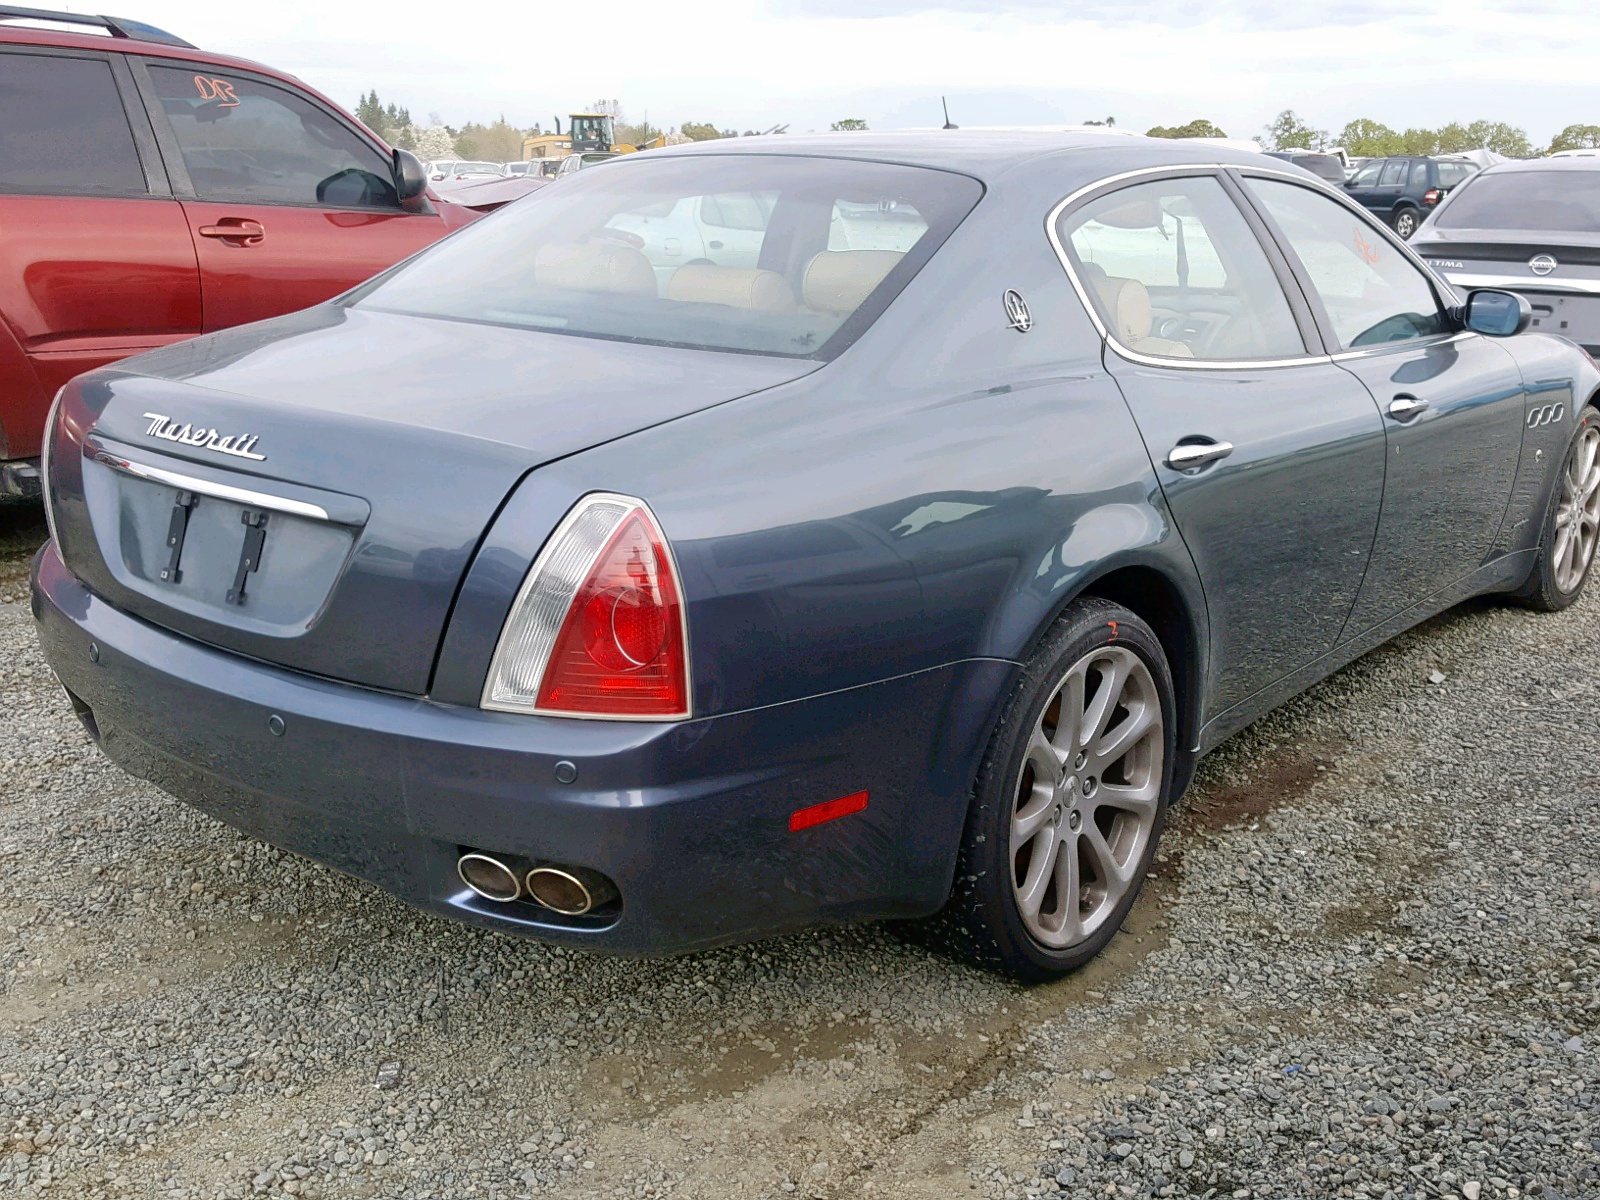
0, 525, 1595, 1200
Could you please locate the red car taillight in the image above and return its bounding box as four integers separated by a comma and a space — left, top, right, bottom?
1423, 189, 1441, 205
481, 493, 691, 720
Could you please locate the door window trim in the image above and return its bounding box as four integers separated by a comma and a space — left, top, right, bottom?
126, 55, 424, 213
0, 44, 169, 199
1227, 167, 1467, 362
1045, 164, 1331, 371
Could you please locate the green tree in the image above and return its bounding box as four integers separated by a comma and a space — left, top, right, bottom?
1464, 120, 1531, 157
1083, 117, 1116, 127
680, 121, 722, 141
1397, 127, 1439, 155
355, 90, 391, 140
1548, 123, 1600, 153
1146, 119, 1227, 139
1336, 118, 1402, 157
830, 118, 868, 131
1434, 122, 1473, 153
1261, 109, 1325, 151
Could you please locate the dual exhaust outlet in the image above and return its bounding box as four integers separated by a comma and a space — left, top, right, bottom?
457, 852, 618, 916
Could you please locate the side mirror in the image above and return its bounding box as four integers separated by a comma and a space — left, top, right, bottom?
393, 149, 427, 203
1460, 289, 1532, 338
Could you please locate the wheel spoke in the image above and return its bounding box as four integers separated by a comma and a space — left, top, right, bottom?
1079, 655, 1130, 750
1052, 667, 1087, 759
1015, 823, 1060, 919
1082, 820, 1134, 893
1095, 777, 1161, 814
1012, 785, 1055, 844
1053, 835, 1084, 945
1090, 700, 1157, 776
1025, 726, 1063, 789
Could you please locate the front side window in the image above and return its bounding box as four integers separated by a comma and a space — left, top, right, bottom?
1350, 162, 1382, 187
356, 155, 982, 359
1379, 160, 1407, 186
1244, 178, 1447, 349
0, 53, 145, 196
148, 65, 397, 208
1059, 176, 1306, 361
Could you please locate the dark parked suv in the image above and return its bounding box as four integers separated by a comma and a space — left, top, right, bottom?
0, 6, 475, 497
1344, 155, 1479, 239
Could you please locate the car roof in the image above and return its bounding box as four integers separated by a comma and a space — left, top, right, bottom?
639, 129, 1276, 184
1477, 156, 1600, 175
0, 20, 304, 87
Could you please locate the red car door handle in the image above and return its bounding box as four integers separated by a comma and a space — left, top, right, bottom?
198, 219, 266, 244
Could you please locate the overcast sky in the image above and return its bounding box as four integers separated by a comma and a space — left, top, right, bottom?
110, 0, 1594, 143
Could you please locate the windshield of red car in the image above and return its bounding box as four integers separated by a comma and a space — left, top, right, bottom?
354, 154, 983, 359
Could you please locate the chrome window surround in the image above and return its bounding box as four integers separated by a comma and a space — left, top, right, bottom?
39, 387, 65, 547
480, 491, 694, 722
1044, 163, 1470, 371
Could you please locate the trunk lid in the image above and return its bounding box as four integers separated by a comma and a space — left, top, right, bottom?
51, 306, 814, 694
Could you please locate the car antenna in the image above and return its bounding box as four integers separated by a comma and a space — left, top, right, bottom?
942, 96, 958, 130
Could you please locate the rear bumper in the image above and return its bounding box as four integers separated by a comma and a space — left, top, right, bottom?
32, 542, 1012, 955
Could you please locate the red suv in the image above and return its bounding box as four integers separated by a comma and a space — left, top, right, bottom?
0, 7, 477, 497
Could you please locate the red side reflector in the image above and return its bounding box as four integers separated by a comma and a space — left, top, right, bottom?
789, 790, 868, 832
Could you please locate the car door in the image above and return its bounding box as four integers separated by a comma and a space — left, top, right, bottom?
1055, 171, 1387, 720
1340, 158, 1385, 214
1237, 173, 1525, 637
133, 59, 449, 331
0, 45, 200, 461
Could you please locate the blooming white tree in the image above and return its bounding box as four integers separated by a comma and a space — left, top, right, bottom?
411, 125, 456, 161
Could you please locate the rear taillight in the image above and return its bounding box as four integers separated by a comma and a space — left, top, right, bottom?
1423, 189, 1441, 205
481, 493, 691, 720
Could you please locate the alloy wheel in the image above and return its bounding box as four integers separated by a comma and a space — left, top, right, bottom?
1554, 422, 1600, 594
1008, 645, 1163, 949
1394, 210, 1418, 238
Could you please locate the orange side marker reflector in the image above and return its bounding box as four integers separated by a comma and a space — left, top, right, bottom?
789, 790, 869, 833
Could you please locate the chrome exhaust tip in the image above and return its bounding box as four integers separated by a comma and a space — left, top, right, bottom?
524, 865, 618, 915
457, 853, 523, 903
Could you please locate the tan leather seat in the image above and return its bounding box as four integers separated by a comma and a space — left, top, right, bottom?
801, 250, 904, 316
532, 243, 656, 296
1087, 274, 1193, 359
665, 265, 795, 312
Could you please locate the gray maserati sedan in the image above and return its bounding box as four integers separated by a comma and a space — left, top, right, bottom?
31, 132, 1600, 980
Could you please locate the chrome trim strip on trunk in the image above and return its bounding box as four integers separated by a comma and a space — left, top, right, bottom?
90, 451, 332, 521
1434, 272, 1600, 296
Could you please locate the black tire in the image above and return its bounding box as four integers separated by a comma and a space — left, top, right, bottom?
929, 597, 1177, 982
1511, 403, 1600, 612
1392, 207, 1420, 239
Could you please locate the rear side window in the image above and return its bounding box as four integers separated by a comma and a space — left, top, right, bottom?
0, 53, 145, 196
1379, 160, 1406, 186
148, 65, 398, 209
1059, 176, 1307, 361
1245, 178, 1447, 349
1409, 161, 1429, 188
1435, 163, 1476, 189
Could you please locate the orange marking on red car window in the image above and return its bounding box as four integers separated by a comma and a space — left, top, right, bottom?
789, 790, 868, 833
193, 76, 240, 107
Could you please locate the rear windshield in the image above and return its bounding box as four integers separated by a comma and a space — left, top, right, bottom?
356, 154, 983, 359
1437, 171, 1600, 232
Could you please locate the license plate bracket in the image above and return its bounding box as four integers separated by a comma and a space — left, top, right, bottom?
225, 509, 270, 606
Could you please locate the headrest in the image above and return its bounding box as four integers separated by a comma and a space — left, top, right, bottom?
665, 265, 795, 312
1088, 274, 1153, 342
801, 250, 905, 316
533, 243, 656, 296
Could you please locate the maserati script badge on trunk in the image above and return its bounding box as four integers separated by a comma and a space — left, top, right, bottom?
142, 413, 267, 461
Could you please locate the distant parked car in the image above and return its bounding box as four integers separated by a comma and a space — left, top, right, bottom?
426, 160, 458, 181
554, 152, 620, 178
504, 162, 536, 176
0, 5, 477, 497
447, 162, 505, 181
1412, 157, 1600, 356
1343, 155, 1480, 238
1263, 151, 1346, 185
1549, 149, 1600, 160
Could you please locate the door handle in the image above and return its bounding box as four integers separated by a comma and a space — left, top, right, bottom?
708, 240, 724, 250
1165, 440, 1234, 472
198, 219, 266, 244
1386, 395, 1429, 421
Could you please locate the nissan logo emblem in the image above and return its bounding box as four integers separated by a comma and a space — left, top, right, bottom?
1529, 254, 1558, 276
